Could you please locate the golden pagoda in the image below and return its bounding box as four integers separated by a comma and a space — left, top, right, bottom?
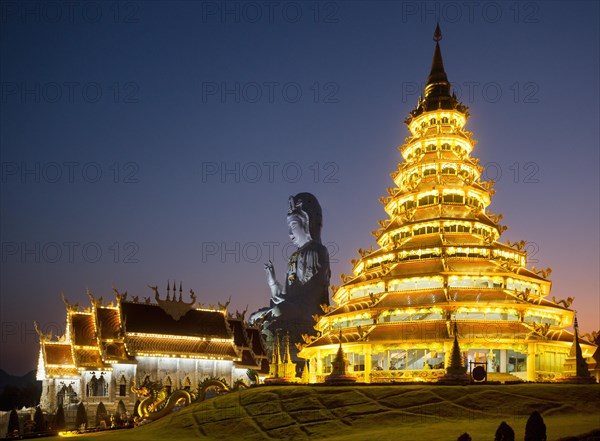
298, 25, 597, 383
266, 332, 299, 383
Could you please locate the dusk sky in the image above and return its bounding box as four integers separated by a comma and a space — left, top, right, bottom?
1, 1, 598, 375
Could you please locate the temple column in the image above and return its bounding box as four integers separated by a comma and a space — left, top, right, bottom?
527, 343, 536, 382
443, 341, 452, 368
316, 350, 323, 378
500, 349, 507, 373
364, 344, 372, 383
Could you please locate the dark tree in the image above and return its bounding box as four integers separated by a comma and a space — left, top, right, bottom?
6, 409, 20, 437
525, 411, 547, 441
33, 406, 45, 432
115, 400, 127, 426
457, 433, 471, 441
75, 402, 88, 429
495, 421, 515, 441
54, 405, 66, 431
95, 401, 108, 428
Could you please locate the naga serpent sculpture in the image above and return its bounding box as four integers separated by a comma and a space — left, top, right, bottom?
131, 377, 249, 423
131, 380, 194, 423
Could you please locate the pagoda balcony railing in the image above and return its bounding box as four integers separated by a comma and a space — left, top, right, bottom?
369, 369, 446, 383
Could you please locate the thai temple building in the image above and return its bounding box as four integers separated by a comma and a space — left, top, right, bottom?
297, 26, 597, 383
36, 284, 268, 413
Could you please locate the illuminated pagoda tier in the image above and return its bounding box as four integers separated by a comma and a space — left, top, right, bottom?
36, 283, 269, 414
298, 26, 597, 384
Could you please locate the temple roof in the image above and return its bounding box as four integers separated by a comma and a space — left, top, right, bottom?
71, 313, 97, 346
44, 343, 75, 366
121, 301, 232, 339
96, 307, 122, 339
125, 335, 239, 359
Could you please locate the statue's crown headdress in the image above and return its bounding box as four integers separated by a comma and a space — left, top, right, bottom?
288, 196, 304, 215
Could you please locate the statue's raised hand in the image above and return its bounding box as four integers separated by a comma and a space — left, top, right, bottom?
264, 260, 277, 286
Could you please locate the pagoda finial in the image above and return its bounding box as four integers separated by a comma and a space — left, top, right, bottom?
275, 332, 282, 365
283, 332, 292, 363
433, 22, 442, 42
425, 24, 451, 102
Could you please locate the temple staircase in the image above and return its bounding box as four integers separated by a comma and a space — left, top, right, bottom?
486, 372, 523, 383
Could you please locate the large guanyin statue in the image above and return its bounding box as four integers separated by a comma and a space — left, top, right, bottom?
250, 193, 331, 359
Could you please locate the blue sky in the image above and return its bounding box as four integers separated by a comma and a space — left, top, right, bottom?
1, 1, 598, 374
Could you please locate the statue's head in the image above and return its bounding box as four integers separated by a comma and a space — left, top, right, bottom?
287, 193, 323, 244
287, 210, 311, 248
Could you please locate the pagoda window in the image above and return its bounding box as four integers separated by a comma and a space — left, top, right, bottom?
418, 194, 438, 206
423, 167, 436, 176
467, 196, 483, 209
407, 349, 425, 370
425, 144, 436, 152
399, 200, 416, 212
389, 350, 407, 370
444, 224, 470, 233
349, 353, 365, 372
323, 355, 333, 374
443, 193, 464, 204
427, 351, 445, 369
473, 226, 489, 237
507, 350, 527, 373
451, 119, 457, 125
429, 118, 436, 125
414, 225, 439, 235
398, 230, 411, 239
441, 143, 452, 150
183, 377, 192, 391
164, 377, 172, 395
441, 117, 449, 124
441, 165, 457, 175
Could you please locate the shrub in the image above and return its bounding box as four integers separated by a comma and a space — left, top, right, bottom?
75, 402, 88, 429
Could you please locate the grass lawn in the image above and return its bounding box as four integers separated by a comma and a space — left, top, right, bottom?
51, 384, 600, 440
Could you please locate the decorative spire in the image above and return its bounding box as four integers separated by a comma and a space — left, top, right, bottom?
283, 332, 291, 363
570, 315, 591, 378
446, 321, 466, 375
275, 332, 282, 364
425, 23, 450, 102
178, 281, 183, 302
166, 281, 170, 301
433, 22, 442, 42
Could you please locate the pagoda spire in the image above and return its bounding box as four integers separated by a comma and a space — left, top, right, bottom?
570, 316, 591, 378
446, 322, 466, 375
283, 332, 292, 363
424, 23, 451, 106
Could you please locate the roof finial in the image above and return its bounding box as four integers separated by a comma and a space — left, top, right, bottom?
434, 22, 442, 42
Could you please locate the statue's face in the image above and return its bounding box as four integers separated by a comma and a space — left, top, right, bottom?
288, 215, 310, 247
